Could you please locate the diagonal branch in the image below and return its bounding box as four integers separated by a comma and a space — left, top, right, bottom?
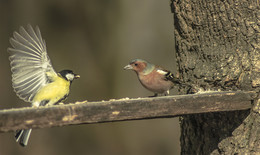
0, 91, 256, 133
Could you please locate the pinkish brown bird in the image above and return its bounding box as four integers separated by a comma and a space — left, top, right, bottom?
124, 59, 182, 97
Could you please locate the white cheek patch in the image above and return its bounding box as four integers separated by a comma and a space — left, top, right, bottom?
156, 69, 168, 75
66, 73, 74, 81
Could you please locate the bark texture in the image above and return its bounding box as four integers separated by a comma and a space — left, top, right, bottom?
171, 0, 260, 154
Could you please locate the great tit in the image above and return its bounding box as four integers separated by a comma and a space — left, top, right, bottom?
8, 25, 80, 147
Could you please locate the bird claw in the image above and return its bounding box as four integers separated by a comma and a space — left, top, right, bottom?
149, 94, 158, 97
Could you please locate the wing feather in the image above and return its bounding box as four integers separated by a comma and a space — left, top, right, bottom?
8, 25, 56, 102
156, 68, 181, 84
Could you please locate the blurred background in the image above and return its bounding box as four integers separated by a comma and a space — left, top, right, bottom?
0, 0, 180, 155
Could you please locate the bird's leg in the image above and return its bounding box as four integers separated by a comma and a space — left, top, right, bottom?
149, 93, 158, 97
39, 100, 49, 106
164, 90, 170, 96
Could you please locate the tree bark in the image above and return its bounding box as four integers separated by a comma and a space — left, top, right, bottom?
171, 0, 260, 154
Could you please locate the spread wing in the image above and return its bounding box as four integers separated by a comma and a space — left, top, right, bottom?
8, 25, 56, 102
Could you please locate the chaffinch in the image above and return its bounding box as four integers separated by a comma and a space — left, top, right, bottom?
124, 59, 182, 97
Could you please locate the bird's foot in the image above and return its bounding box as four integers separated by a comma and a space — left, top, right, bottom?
149, 93, 158, 97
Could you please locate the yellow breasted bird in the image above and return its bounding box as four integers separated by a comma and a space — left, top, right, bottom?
8, 25, 80, 147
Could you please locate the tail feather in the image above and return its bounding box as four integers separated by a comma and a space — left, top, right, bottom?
165, 72, 191, 88
15, 129, 32, 147
165, 72, 181, 84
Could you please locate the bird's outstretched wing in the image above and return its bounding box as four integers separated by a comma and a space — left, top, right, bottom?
8, 25, 56, 102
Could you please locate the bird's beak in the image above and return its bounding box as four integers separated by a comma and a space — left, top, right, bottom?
74, 74, 80, 79
124, 64, 133, 70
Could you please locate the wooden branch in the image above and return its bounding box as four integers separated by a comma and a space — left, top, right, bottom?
0, 91, 256, 133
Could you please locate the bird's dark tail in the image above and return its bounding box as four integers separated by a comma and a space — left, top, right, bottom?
15, 129, 32, 147
165, 72, 191, 88
165, 72, 182, 84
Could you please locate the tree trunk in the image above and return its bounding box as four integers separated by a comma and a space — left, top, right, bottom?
171, 0, 260, 154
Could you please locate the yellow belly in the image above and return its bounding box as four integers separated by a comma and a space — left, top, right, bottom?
33, 76, 70, 105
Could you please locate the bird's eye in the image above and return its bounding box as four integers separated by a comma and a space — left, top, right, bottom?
134, 63, 138, 66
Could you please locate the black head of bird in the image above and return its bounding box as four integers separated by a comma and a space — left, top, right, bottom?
8, 25, 80, 147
